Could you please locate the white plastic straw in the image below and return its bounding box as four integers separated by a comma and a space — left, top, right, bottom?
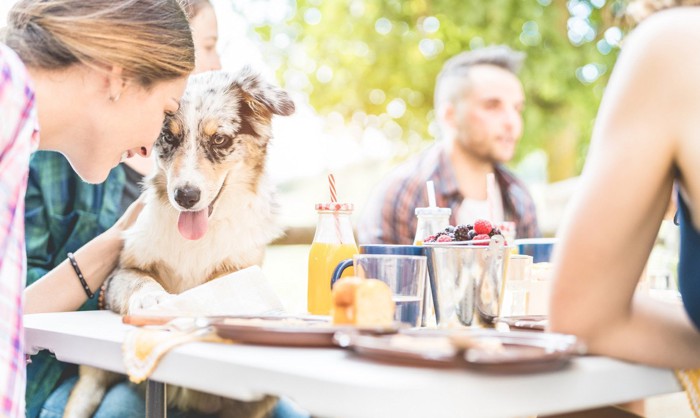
426, 181, 437, 207
486, 173, 497, 221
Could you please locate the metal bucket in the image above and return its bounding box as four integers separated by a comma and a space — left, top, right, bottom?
425, 236, 510, 327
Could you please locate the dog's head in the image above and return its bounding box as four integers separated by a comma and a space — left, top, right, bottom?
152, 68, 295, 240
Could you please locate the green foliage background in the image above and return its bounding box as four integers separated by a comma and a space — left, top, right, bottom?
254, 0, 628, 181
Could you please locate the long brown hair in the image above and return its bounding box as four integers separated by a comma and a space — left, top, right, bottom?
3, 0, 195, 87
181, 0, 212, 19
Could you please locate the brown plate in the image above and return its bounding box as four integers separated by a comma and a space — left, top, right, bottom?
213, 316, 404, 347
495, 315, 548, 331
334, 331, 463, 368
334, 328, 585, 373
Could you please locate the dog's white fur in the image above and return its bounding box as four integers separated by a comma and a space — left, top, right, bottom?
63, 68, 295, 418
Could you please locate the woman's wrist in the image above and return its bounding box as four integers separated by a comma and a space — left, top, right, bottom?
24, 230, 125, 314
74, 229, 124, 290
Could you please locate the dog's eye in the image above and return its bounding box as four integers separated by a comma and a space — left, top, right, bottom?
212, 134, 230, 147
159, 131, 177, 145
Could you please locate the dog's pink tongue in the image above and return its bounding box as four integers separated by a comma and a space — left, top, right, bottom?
177, 209, 208, 240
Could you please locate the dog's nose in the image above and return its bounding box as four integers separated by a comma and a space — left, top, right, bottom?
174, 186, 201, 209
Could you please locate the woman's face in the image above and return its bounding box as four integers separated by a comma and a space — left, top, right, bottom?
191, 5, 221, 74
68, 75, 187, 183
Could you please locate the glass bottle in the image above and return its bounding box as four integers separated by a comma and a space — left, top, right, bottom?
414, 206, 451, 327
307, 203, 358, 315
413, 207, 452, 245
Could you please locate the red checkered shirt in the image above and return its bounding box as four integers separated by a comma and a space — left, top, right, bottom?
357, 143, 540, 245
0, 43, 38, 418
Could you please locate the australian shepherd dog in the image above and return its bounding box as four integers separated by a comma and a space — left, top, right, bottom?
64, 68, 295, 418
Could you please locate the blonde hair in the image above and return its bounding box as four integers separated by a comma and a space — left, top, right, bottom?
3, 0, 195, 87
627, 0, 700, 23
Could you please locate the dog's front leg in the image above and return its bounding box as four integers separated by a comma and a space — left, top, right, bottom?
105, 268, 173, 315
64, 365, 123, 418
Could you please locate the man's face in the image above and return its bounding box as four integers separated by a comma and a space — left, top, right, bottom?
448, 65, 525, 164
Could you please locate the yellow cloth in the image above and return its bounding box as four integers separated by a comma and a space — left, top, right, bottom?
122, 326, 229, 383
676, 369, 700, 418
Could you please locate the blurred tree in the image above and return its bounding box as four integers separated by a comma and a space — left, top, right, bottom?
252, 0, 628, 181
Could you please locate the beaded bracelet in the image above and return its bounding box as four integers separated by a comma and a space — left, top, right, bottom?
98, 280, 111, 311
67, 252, 94, 299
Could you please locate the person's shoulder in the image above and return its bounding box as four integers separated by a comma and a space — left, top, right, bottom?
381, 143, 441, 184
0, 43, 29, 78
626, 8, 700, 57
28, 151, 86, 189
496, 164, 531, 191
30, 150, 73, 170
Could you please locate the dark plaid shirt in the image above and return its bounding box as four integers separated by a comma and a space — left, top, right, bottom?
24, 151, 132, 418
357, 143, 540, 245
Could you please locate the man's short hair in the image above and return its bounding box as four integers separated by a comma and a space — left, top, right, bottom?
434, 45, 526, 112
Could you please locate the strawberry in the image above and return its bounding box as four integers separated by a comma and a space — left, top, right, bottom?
472, 233, 491, 245
473, 219, 493, 235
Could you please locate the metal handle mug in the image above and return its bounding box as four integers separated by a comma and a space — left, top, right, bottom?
426, 235, 509, 327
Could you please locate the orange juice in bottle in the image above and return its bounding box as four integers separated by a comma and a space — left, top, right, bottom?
307, 203, 358, 315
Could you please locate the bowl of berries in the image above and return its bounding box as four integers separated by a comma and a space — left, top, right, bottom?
423, 220, 513, 328
423, 219, 506, 246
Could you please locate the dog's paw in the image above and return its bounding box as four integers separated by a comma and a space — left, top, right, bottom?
127, 288, 174, 313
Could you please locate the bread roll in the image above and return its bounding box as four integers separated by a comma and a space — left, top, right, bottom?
331, 276, 395, 327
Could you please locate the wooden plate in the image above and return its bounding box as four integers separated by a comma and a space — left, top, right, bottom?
496, 315, 548, 331
335, 328, 585, 373
213, 316, 404, 347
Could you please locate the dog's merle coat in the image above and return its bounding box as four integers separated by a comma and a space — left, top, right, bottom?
63, 69, 295, 418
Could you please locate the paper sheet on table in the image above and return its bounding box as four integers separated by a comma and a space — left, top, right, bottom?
140, 265, 284, 316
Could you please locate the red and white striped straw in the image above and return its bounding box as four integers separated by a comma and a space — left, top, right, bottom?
328, 173, 337, 203
328, 173, 343, 243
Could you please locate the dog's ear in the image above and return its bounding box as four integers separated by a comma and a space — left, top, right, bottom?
234, 66, 295, 117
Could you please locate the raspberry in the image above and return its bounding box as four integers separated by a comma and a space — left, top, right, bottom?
474, 219, 493, 235
472, 233, 491, 245
424, 235, 437, 243
436, 234, 453, 243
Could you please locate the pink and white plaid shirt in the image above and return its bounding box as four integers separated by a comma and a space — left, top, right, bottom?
0, 43, 38, 418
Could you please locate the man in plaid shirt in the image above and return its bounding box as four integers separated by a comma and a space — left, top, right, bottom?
0, 43, 39, 418
358, 46, 540, 245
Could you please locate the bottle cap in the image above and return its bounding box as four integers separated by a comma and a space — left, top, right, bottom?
315, 202, 354, 211
415, 207, 451, 217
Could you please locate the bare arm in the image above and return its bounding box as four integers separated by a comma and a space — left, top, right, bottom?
24, 195, 144, 314
549, 9, 700, 368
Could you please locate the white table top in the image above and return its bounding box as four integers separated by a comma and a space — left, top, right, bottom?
24, 311, 681, 418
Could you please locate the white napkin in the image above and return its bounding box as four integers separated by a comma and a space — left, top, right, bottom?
143, 265, 284, 316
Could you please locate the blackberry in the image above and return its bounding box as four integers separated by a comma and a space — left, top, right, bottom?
489, 228, 502, 237
454, 224, 471, 241
466, 224, 474, 230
